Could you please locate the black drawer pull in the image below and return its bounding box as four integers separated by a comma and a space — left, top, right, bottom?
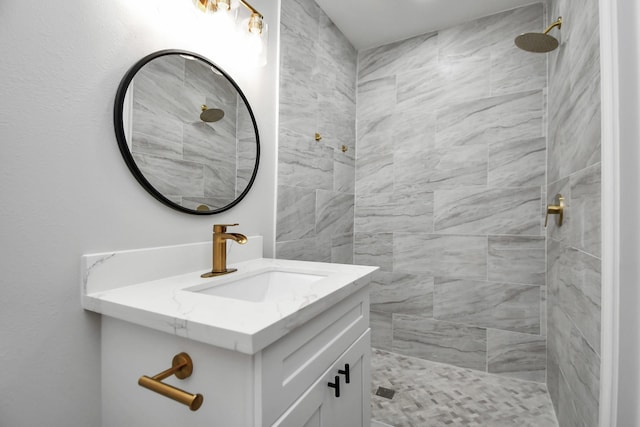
338, 363, 350, 384
328, 375, 340, 397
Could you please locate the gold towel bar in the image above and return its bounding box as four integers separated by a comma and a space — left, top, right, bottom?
138, 352, 203, 411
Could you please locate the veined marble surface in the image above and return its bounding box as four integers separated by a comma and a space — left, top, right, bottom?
82, 240, 376, 354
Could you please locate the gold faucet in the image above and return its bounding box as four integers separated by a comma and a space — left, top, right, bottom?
201, 224, 247, 278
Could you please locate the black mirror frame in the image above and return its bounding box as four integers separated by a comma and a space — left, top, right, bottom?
113, 49, 260, 215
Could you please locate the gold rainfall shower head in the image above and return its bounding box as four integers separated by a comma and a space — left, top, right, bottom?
515, 17, 562, 53
199, 104, 225, 123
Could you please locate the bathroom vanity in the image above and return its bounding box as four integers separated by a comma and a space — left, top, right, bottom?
82, 239, 376, 426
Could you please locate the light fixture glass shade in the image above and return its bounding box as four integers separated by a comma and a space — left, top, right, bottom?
239, 17, 268, 67
248, 12, 263, 35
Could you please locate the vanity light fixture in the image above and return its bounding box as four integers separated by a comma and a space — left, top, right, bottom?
196, 0, 264, 35
195, 0, 267, 66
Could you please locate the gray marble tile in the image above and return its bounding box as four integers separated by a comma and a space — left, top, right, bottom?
281, 0, 319, 50
275, 237, 330, 263
371, 311, 393, 351
435, 90, 543, 148
358, 32, 438, 83
132, 56, 190, 122
371, 348, 558, 426
548, 99, 601, 184
355, 150, 394, 195
317, 93, 355, 149
570, 163, 601, 257
370, 272, 434, 316
204, 163, 236, 199
554, 244, 602, 355
183, 121, 236, 164
315, 190, 354, 236
433, 278, 541, 334
279, 79, 318, 139
357, 115, 394, 154
330, 232, 353, 264
391, 109, 436, 152
490, 44, 547, 96
393, 234, 487, 279
434, 187, 542, 235
132, 153, 204, 197
394, 145, 487, 192
354, 232, 392, 272
236, 137, 257, 196
278, 128, 333, 190
357, 76, 397, 122
562, 320, 601, 426
276, 185, 316, 241
131, 130, 183, 161
438, 3, 544, 60
488, 136, 546, 187
392, 314, 487, 371
558, 370, 583, 427
488, 236, 545, 286
548, 291, 600, 427
396, 55, 491, 113
487, 329, 546, 382
333, 155, 355, 194
131, 109, 183, 160
540, 286, 548, 337
317, 11, 357, 102
354, 191, 433, 233
185, 59, 238, 107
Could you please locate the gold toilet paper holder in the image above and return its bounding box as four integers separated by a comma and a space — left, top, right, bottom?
138, 352, 203, 411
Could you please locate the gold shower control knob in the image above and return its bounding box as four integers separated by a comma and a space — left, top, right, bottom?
545, 194, 564, 227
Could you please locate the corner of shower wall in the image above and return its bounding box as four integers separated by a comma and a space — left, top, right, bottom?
545, 0, 602, 425
275, 0, 358, 263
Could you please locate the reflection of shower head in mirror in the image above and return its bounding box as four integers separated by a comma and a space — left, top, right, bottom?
200, 104, 225, 123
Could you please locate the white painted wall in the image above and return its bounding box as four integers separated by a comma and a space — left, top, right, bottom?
614, 0, 640, 425
0, 1, 279, 425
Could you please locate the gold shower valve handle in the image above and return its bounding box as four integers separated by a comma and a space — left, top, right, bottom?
138, 352, 203, 411
545, 194, 564, 227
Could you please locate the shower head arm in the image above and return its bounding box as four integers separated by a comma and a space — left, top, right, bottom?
543, 17, 562, 35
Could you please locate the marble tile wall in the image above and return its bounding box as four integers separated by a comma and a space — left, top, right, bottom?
131, 56, 256, 211
275, 0, 357, 262
356, 3, 549, 383
546, 0, 602, 425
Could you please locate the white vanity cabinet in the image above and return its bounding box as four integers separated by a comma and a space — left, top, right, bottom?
271, 331, 370, 427
100, 287, 371, 427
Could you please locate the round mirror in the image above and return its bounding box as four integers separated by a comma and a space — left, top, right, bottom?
114, 50, 260, 215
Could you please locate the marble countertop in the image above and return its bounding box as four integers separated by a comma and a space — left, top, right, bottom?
82, 251, 377, 354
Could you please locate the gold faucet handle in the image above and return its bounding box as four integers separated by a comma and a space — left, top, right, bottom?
544, 194, 564, 227
213, 223, 239, 233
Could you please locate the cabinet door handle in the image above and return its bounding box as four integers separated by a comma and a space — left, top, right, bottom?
327, 375, 340, 398
338, 363, 350, 384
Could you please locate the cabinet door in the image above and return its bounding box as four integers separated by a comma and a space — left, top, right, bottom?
271, 330, 371, 427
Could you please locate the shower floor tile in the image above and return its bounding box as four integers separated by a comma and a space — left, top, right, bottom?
371, 348, 558, 427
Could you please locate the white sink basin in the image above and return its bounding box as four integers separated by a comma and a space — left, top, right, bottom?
190, 270, 327, 303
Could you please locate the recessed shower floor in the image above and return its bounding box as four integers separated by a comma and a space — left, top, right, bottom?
370, 348, 558, 427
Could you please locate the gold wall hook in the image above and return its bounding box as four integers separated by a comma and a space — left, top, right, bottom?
138, 352, 203, 411
341, 145, 348, 153
545, 194, 564, 227
315, 133, 322, 142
